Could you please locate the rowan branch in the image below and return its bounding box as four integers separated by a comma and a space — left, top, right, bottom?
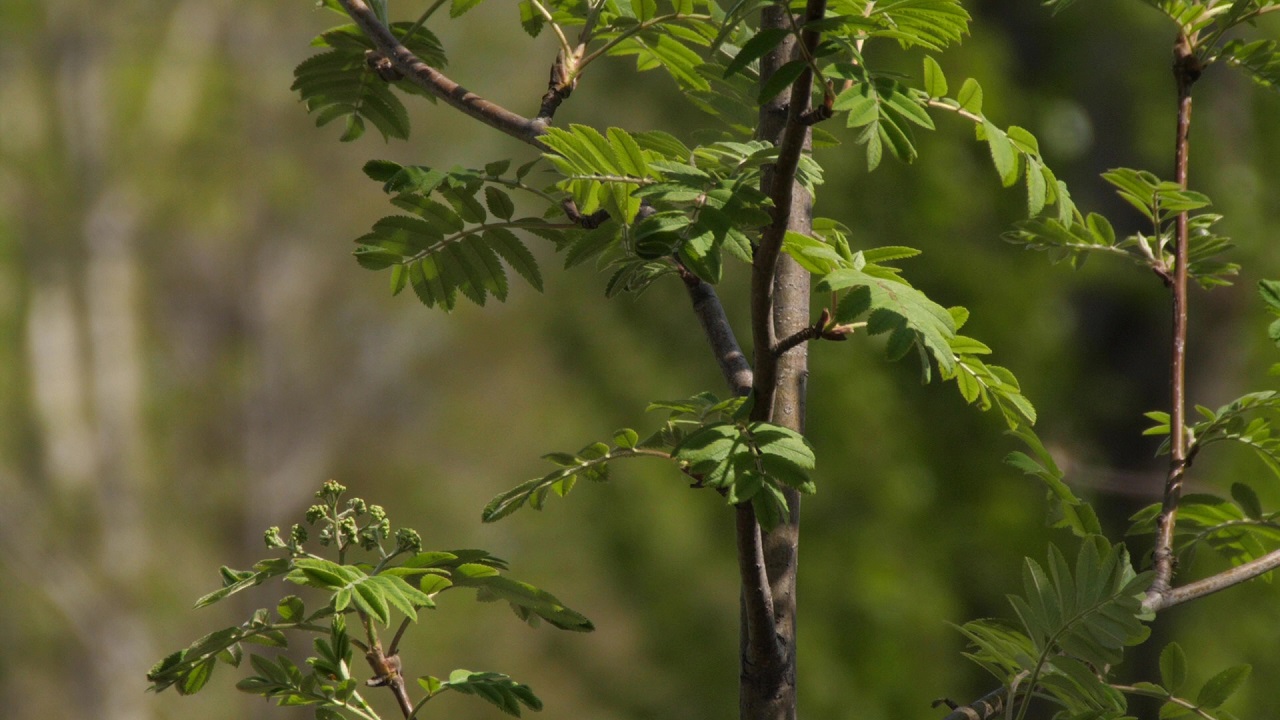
1152, 31, 1201, 596
335, 0, 549, 148
1146, 547, 1280, 612
937, 683, 1009, 720
678, 267, 754, 396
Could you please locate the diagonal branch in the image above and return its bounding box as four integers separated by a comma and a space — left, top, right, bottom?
679, 267, 754, 396
336, 0, 549, 148
1147, 547, 1280, 612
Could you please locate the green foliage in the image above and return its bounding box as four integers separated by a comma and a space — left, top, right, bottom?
355, 159, 558, 309
791, 231, 1036, 426
1130, 491, 1280, 575
957, 540, 1153, 720
418, 670, 543, 717
1122, 642, 1251, 720
148, 482, 587, 718
1219, 38, 1280, 91
1006, 425, 1103, 538
483, 393, 816, 530
1006, 168, 1239, 287
292, 21, 447, 142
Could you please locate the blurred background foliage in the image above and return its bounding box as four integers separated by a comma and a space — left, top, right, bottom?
1, 1, 1278, 719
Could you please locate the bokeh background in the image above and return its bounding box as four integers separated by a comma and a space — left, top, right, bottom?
2, 1, 1279, 719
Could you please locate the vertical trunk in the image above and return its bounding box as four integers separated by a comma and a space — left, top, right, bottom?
740, 4, 816, 719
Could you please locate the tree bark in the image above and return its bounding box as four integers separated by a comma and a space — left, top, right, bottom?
739, 3, 817, 719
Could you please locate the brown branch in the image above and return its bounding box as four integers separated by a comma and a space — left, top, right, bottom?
364, 639, 414, 718
336, 0, 549, 148
773, 308, 845, 357
1147, 547, 1280, 612
938, 684, 1009, 720
1152, 31, 1201, 596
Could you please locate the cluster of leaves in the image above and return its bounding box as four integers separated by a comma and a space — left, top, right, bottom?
957, 540, 1155, 720
293, 2, 448, 142
1125, 642, 1252, 720
541, 124, 824, 284
1006, 168, 1239, 287
781, 223, 1036, 427
517, 0, 724, 92
353, 159, 561, 310
1130, 488, 1280, 574
483, 393, 815, 529
148, 481, 589, 719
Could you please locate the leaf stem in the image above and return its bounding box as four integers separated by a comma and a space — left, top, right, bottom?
527, 0, 575, 59
572, 13, 714, 81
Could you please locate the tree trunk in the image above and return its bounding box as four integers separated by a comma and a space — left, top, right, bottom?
740, 4, 814, 719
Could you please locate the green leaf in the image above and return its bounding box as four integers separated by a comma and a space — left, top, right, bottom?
956, 77, 983, 114
441, 670, 543, 717
758, 59, 808, 104
178, 657, 216, 695
1260, 279, 1280, 312
981, 121, 1017, 187
1160, 642, 1187, 694
450, 0, 486, 16
725, 28, 790, 78
276, 595, 305, 622
923, 55, 948, 97
484, 187, 515, 220
818, 267, 957, 374
1196, 665, 1251, 709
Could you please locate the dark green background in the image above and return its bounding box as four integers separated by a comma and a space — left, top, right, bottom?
1, 1, 1277, 718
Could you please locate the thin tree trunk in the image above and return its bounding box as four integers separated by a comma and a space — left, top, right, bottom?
740, 3, 816, 718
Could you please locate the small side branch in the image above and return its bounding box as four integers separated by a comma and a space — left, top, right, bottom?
538, 45, 584, 121
937, 685, 1008, 720
336, 0, 548, 148
1146, 547, 1280, 612
772, 308, 847, 357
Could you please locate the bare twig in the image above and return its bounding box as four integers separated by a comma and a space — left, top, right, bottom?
1151, 31, 1201, 597
335, 0, 549, 148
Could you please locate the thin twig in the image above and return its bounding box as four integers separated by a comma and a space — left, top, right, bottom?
336, 0, 549, 148
1151, 31, 1201, 597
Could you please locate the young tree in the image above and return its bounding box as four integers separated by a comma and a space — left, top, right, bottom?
148, 1, 1280, 719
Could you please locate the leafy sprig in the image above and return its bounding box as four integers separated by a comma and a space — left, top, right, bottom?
148, 482, 590, 718
957, 540, 1153, 720
483, 393, 816, 530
